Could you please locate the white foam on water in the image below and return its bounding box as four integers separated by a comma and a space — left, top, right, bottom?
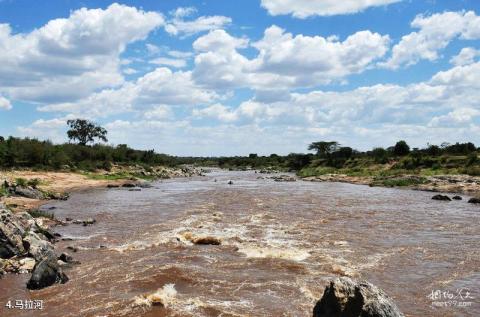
132, 284, 178, 308
237, 245, 311, 261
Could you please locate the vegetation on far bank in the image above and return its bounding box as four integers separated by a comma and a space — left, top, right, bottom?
0, 119, 479, 180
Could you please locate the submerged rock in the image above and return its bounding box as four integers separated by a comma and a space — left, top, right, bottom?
313, 277, 403, 317
72, 218, 96, 226
452, 196, 462, 200
431, 194, 451, 201
58, 252, 73, 263
228, 180, 234, 185
83, 218, 96, 226
468, 198, 480, 204
27, 258, 68, 290
122, 183, 136, 188
270, 175, 296, 182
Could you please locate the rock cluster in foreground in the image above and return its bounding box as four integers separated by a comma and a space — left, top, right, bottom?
313, 277, 403, 317
0, 203, 68, 289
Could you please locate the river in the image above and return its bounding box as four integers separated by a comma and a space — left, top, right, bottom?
0, 170, 478, 316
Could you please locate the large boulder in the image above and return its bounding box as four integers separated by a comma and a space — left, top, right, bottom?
0, 205, 26, 258
313, 277, 403, 317
27, 258, 68, 290
23, 231, 56, 261
14, 187, 44, 200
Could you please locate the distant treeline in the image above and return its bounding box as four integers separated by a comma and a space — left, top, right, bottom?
197, 140, 478, 169
0, 136, 178, 170
0, 136, 478, 176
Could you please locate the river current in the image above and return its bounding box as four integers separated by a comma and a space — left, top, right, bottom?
0, 170, 478, 316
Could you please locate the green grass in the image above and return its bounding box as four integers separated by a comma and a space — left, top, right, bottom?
377, 177, 428, 187
83, 172, 131, 181
83, 172, 155, 181
15, 177, 27, 187
0, 184, 8, 197
28, 209, 55, 219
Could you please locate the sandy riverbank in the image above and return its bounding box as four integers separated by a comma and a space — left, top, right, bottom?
0, 166, 205, 213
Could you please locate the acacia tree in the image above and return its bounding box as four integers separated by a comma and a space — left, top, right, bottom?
67, 119, 108, 146
308, 141, 340, 157
393, 140, 410, 156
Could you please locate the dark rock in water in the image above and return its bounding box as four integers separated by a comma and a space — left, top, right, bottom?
122, 183, 136, 188
468, 198, 480, 204
432, 194, 451, 201
228, 180, 233, 185
27, 258, 68, 290
128, 188, 141, 192
65, 217, 73, 222
72, 218, 96, 226
58, 252, 73, 263
313, 277, 404, 317
66, 246, 78, 252
271, 175, 296, 182
452, 196, 462, 200
107, 184, 120, 188
14, 187, 44, 200
83, 218, 96, 226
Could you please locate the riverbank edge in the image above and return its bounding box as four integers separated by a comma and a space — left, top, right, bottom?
0, 165, 207, 214
301, 173, 480, 197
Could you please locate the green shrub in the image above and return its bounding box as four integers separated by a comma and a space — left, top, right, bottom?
467, 152, 478, 166
462, 166, 480, 176
15, 178, 27, 187
380, 177, 428, 187
27, 178, 41, 188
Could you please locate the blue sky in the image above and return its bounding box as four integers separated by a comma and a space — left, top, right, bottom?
0, 0, 480, 156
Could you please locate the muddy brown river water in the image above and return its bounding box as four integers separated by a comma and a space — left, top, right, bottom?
0, 170, 479, 316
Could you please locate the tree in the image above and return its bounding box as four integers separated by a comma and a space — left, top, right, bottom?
371, 147, 388, 163
308, 141, 339, 157
393, 140, 410, 156
67, 119, 108, 146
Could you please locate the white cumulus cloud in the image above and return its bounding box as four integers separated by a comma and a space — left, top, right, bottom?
260, 0, 402, 18
0, 3, 164, 104
381, 11, 480, 69
192, 26, 390, 90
